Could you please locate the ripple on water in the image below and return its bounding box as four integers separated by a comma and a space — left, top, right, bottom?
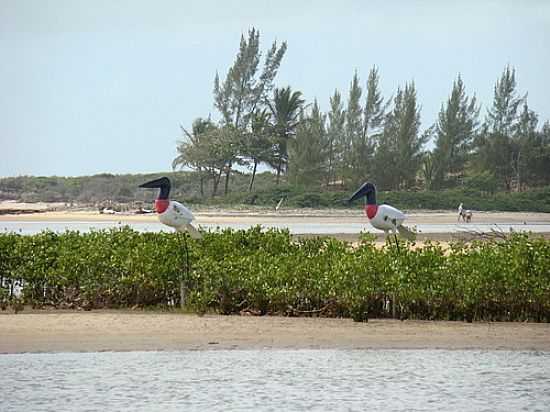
1, 350, 550, 412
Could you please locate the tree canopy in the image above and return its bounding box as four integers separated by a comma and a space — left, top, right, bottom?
173, 31, 550, 197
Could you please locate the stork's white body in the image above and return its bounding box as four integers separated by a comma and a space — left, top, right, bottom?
350, 181, 415, 241
157, 200, 201, 238
369, 204, 406, 232
139, 177, 202, 239
158, 200, 194, 229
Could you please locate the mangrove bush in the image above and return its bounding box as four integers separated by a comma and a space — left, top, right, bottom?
0, 227, 549, 322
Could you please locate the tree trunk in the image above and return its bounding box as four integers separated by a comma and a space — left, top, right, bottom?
212, 168, 223, 197
516, 150, 521, 192
180, 233, 190, 309
276, 157, 282, 185
504, 176, 512, 192
248, 159, 258, 192
326, 138, 334, 187
180, 280, 185, 309
224, 162, 232, 196
198, 167, 204, 198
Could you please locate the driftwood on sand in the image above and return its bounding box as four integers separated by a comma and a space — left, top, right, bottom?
0, 209, 45, 216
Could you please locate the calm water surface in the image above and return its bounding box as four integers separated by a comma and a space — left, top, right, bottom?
2, 220, 550, 235
1, 350, 549, 411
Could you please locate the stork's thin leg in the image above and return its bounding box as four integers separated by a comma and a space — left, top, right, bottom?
183, 233, 190, 279
180, 233, 190, 309
389, 219, 400, 254
394, 233, 400, 254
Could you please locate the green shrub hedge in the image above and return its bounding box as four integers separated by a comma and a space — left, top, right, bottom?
1, 227, 549, 321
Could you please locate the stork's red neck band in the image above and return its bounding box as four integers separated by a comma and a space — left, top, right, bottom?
364, 204, 378, 219
155, 199, 169, 214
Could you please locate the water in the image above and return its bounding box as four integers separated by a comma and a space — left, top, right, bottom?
2, 220, 550, 235
1, 350, 549, 411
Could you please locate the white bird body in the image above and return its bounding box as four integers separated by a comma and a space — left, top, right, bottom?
156, 199, 201, 238
368, 204, 406, 232
140, 177, 202, 238
158, 200, 194, 229
350, 182, 415, 240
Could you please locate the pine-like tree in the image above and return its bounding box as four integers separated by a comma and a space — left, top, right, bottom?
343, 72, 363, 185
289, 100, 328, 186
373, 82, 428, 190
326, 90, 346, 186
213, 28, 287, 194
475, 66, 526, 191
533, 122, 550, 186
352, 66, 387, 185
432, 75, 479, 188
486, 66, 525, 135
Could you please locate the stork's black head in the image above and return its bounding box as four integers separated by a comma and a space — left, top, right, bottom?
139, 177, 171, 199
348, 182, 377, 205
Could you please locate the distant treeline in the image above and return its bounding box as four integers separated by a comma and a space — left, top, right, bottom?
1, 172, 550, 212
172, 28, 550, 196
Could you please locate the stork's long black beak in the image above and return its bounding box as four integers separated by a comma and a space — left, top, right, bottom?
139, 177, 169, 189
348, 182, 370, 203
139, 176, 171, 199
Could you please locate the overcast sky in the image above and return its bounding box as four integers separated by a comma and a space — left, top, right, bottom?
1, 0, 549, 177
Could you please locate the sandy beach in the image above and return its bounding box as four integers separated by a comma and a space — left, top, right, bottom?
1, 311, 549, 353
2, 204, 549, 242
2, 202, 550, 225
1, 200, 549, 225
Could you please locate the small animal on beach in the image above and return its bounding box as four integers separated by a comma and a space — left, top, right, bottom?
139, 177, 201, 238
348, 182, 415, 242
458, 203, 473, 223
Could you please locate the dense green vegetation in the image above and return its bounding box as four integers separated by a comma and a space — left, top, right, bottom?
1, 228, 549, 322
210, 184, 550, 212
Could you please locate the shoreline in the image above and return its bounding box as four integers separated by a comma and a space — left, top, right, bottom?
2, 209, 550, 242
1, 209, 549, 225
1, 311, 549, 353
2, 208, 550, 222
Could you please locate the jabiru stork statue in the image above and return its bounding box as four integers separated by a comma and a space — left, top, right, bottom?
139, 176, 200, 309
139, 177, 201, 239
348, 182, 415, 246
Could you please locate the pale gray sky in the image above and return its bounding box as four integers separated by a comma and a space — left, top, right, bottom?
1, 0, 549, 177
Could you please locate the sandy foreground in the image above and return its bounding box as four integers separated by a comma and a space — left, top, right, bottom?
1, 311, 549, 353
